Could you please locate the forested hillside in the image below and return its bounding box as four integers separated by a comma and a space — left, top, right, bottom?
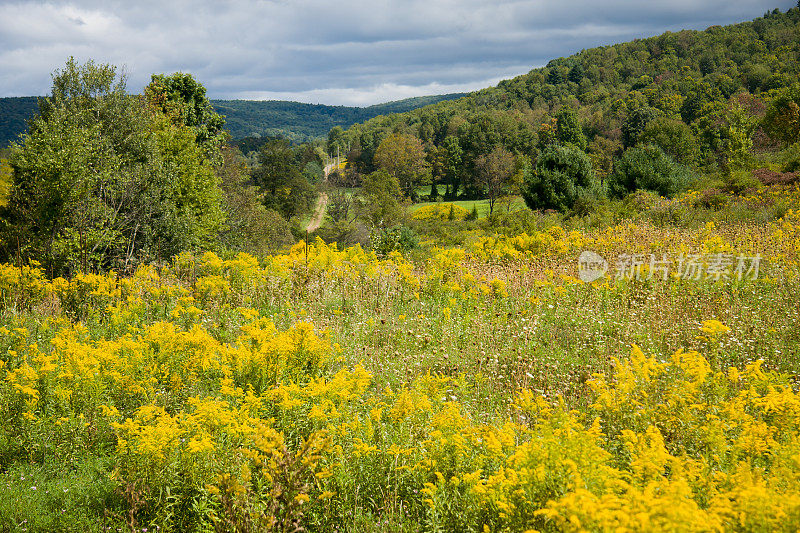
215, 94, 466, 142
0, 93, 466, 147
0, 97, 39, 147
334, 7, 800, 203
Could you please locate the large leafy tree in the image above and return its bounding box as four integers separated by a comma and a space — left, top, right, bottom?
555, 107, 587, 150
355, 170, 404, 228
763, 84, 800, 146
522, 144, 597, 212
252, 139, 316, 219
622, 106, 663, 148
373, 133, 430, 198
472, 146, 516, 215
217, 145, 293, 255
639, 117, 698, 166
145, 72, 226, 161
1, 58, 224, 275
442, 135, 463, 199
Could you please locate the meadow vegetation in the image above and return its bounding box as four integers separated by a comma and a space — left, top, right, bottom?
1, 182, 799, 531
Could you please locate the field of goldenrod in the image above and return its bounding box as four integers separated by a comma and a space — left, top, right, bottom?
2, 200, 800, 531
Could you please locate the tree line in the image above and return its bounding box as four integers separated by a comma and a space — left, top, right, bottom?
327, 6, 800, 214
0, 59, 324, 277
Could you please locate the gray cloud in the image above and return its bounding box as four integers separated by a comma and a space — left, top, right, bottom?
0, 0, 795, 106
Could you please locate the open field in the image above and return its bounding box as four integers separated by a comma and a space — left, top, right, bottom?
409, 198, 526, 219
1, 185, 800, 531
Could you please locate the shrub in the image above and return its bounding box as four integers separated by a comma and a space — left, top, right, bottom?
721, 170, 761, 194
780, 142, 800, 172
369, 225, 420, 257
522, 144, 599, 213
608, 144, 694, 198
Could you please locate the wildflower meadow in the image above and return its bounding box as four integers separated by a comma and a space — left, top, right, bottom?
1, 191, 800, 532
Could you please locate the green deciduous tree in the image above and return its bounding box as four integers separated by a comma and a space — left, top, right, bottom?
373, 133, 430, 198
522, 144, 597, 212
608, 144, 694, 198
217, 146, 293, 255
442, 135, 463, 198
639, 117, 699, 166
622, 106, 663, 148
473, 146, 516, 215
763, 84, 800, 146
1, 58, 225, 275
145, 72, 226, 161
0, 158, 13, 207
252, 139, 316, 219
356, 170, 404, 228
556, 107, 587, 150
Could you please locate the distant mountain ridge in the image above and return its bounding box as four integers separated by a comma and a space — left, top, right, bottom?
0, 97, 38, 148
0, 93, 467, 147
212, 94, 467, 142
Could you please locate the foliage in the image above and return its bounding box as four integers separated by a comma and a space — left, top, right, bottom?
145, 72, 226, 161
780, 142, 800, 173
0, 158, 11, 207
622, 106, 664, 148
356, 170, 405, 228
472, 146, 517, 214
609, 144, 695, 198
556, 107, 587, 150
0, 59, 224, 275
217, 146, 294, 255
522, 144, 597, 212
639, 117, 699, 166
252, 139, 317, 219
369, 225, 420, 256
373, 133, 431, 198
0, 97, 39, 148
763, 83, 800, 146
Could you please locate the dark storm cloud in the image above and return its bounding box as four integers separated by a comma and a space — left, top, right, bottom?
0, 0, 795, 106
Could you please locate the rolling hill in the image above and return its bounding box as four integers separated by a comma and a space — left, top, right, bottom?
336, 6, 800, 186
0, 93, 466, 148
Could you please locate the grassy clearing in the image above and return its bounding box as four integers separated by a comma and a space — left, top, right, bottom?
408, 197, 526, 219
1, 185, 800, 531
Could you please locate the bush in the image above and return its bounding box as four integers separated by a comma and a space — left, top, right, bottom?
608, 144, 694, 198
639, 117, 699, 166
369, 225, 420, 257
721, 170, 761, 194
522, 144, 599, 213
780, 142, 800, 172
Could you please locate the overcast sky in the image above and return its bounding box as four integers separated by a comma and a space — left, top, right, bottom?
0, 0, 795, 106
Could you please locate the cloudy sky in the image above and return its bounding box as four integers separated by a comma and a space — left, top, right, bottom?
0, 0, 795, 106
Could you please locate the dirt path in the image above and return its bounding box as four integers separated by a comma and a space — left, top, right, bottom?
306, 192, 328, 233
305, 159, 339, 233
305, 159, 343, 233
